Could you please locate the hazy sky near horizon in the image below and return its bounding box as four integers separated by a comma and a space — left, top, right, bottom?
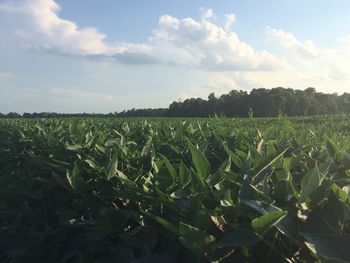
1, 0, 350, 113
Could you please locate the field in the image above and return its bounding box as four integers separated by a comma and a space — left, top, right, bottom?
1, 116, 350, 262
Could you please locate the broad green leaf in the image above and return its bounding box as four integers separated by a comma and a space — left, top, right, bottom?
223, 143, 242, 169
299, 164, 321, 203
66, 163, 85, 192
242, 199, 301, 243
302, 233, 350, 263
331, 184, 350, 205
179, 222, 216, 255
156, 187, 171, 202
140, 211, 178, 235
85, 158, 102, 171
252, 147, 289, 184
161, 155, 177, 185
115, 171, 138, 189
188, 140, 210, 180
326, 137, 340, 160
251, 211, 287, 235
106, 155, 118, 180
307, 180, 333, 208
189, 168, 205, 190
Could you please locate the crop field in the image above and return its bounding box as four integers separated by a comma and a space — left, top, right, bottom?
1, 116, 350, 262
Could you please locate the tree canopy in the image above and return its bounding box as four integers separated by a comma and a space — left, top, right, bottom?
2, 87, 350, 118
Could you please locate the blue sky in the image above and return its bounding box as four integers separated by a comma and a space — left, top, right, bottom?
1, 0, 350, 113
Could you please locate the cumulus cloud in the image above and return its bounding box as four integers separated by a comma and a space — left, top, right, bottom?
0, 0, 110, 55
267, 28, 320, 59
151, 14, 288, 71
0, 0, 287, 71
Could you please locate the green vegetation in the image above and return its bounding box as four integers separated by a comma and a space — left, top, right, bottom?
1, 116, 350, 262
2, 87, 350, 119
119, 87, 350, 117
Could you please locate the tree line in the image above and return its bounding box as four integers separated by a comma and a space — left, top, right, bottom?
1, 87, 350, 118
110, 87, 350, 117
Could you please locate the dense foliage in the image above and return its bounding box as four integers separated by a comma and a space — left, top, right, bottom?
2, 87, 350, 118
166, 88, 350, 117
1, 116, 350, 262
115, 87, 350, 117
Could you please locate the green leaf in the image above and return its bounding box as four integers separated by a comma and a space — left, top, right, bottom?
85, 158, 102, 171
52, 172, 72, 192
188, 140, 210, 180
140, 211, 178, 235
239, 180, 264, 201
299, 164, 321, 203
302, 233, 350, 263
66, 163, 85, 192
251, 211, 287, 235
252, 148, 289, 184
65, 144, 83, 151
307, 180, 333, 208
241, 200, 300, 243
331, 184, 350, 205
223, 143, 242, 169
106, 155, 118, 180
161, 155, 177, 185
179, 222, 216, 255
221, 188, 233, 207
326, 137, 340, 160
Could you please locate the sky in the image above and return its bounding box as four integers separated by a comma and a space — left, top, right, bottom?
1, 0, 350, 113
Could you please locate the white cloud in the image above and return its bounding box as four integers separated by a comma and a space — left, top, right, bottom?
0, 0, 287, 71
267, 28, 320, 59
224, 14, 236, 32
267, 28, 350, 83
0, 0, 110, 55
337, 35, 350, 45
150, 14, 288, 71
199, 7, 214, 21
2, 0, 348, 100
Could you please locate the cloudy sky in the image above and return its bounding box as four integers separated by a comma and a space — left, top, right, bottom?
1, 0, 350, 113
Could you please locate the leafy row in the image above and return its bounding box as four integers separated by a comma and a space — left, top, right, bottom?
1, 116, 350, 262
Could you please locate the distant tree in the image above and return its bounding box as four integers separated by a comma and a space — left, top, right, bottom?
2, 87, 350, 118
305, 87, 316, 95
6, 112, 21, 118
165, 87, 348, 117
23, 112, 32, 118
